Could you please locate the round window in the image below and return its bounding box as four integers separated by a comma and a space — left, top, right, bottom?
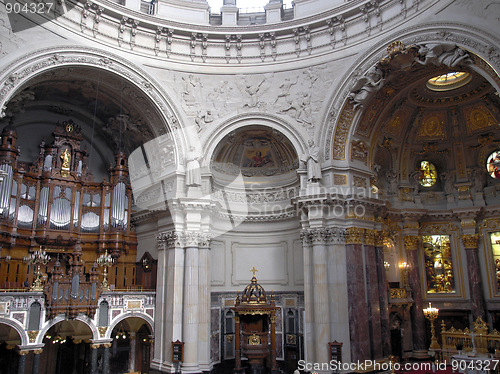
418, 161, 437, 187
487, 151, 500, 179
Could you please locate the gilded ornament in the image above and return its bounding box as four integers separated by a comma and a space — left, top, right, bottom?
345, 227, 364, 245
333, 174, 347, 185
98, 326, 108, 337
364, 229, 377, 246
248, 334, 261, 345
27, 330, 39, 343
461, 234, 479, 249
404, 236, 419, 251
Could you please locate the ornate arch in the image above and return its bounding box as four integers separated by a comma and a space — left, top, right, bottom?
36, 314, 99, 344
106, 312, 154, 339
0, 317, 28, 346
203, 112, 308, 169
0, 46, 189, 166
324, 24, 500, 167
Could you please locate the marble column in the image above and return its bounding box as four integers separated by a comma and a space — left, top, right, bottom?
300, 230, 315, 363
405, 235, 427, 357
345, 227, 370, 362
129, 332, 137, 373
155, 230, 185, 372
17, 350, 28, 374
182, 233, 200, 373
103, 343, 111, 374
198, 234, 212, 371
462, 234, 486, 321
90, 344, 99, 374
326, 228, 351, 363
375, 232, 391, 357
311, 228, 331, 364
32, 349, 42, 374
364, 229, 383, 359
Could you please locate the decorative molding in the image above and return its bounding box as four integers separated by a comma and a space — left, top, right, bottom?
98, 326, 108, 338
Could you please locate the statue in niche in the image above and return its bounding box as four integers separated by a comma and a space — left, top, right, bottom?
415, 43, 473, 68
409, 170, 421, 196
300, 139, 321, 182
440, 172, 455, 196
60, 149, 71, 171
385, 169, 399, 195
185, 146, 202, 187
471, 167, 486, 193
348, 65, 385, 109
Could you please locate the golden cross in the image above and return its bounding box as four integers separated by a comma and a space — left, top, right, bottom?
250, 267, 258, 277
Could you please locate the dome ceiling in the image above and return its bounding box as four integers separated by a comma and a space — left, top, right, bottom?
211, 125, 298, 179
376, 70, 498, 146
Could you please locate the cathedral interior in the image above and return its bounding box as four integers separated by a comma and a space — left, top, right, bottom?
0, 0, 500, 373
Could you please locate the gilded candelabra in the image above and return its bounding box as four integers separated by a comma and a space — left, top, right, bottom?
399, 261, 409, 288
97, 250, 114, 290
423, 302, 440, 350
24, 247, 50, 291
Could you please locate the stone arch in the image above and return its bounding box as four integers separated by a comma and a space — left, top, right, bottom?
107, 312, 154, 340
0, 46, 189, 168
324, 24, 500, 167
36, 314, 99, 344
0, 317, 28, 346
203, 113, 307, 169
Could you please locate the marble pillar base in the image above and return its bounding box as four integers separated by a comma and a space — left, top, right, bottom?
413, 349, 430, 359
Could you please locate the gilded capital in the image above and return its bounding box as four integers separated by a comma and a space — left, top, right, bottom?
404, 235, 419, 251
345, 227, 364, 245
461, 234, 479, 249
364, 229, 378, 246
90, 343, 100, 349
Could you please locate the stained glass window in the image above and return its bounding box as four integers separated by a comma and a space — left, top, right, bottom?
418, 161, 438, 187
487, 151, 500, 179
490, 232, 500, 291
422, 235, 455, 293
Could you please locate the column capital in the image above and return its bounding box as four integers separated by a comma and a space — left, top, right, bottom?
157, 230, 183, 249
33, 349, 43, 355
102, 342, 112, 349
17, 350, 30, 356
345, 227, 364, 245
404, 235, 419, 251
301, 227, 345, 245
364, 229, 378, 246
462, 234, 479, 249
90, 343, 101, 349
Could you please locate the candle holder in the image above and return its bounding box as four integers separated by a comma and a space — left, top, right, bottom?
97, 250, 115, 290
399, 261, 410, 288
24, 247, 50, 291
423, 302, 440, 350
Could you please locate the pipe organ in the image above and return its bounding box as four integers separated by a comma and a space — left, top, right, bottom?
0, 120, 138, 318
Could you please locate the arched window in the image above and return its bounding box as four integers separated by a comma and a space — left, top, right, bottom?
99, 301, 109, 327
28, 302, 41, 331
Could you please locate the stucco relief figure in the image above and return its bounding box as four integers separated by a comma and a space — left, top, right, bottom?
409, 170, 421, 196
415, 43, 473, 68
348, 65, 385, 109
185, 147, 202, 187
300, 139, 321, 182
